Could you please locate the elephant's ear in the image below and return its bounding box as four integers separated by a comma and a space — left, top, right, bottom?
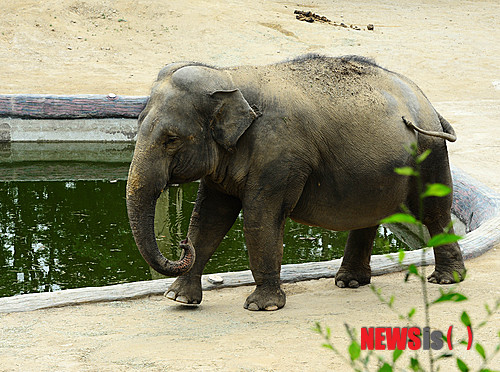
209, 89, 258, 151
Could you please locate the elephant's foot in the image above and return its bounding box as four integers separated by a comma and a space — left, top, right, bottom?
428, 264, 466, 284
165, 276, 202, 306
244, 284, 286, 311
335, 266, 371, 289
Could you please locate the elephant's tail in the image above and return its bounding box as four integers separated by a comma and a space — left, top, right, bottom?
402, 115, 457, 142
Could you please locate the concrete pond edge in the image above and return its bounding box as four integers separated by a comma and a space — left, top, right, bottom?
0, 95, 499, 313
0, 94, 145, 142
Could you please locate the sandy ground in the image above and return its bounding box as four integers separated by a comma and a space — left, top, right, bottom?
0, 0, 499, 370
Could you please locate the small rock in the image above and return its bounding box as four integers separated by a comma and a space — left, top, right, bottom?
207, 274, 224, 284
367, 24, 374, 31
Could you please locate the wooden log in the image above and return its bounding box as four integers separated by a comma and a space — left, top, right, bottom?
1, 218, 498, 314
0, 94, 148, 119
451, 167, 499, 230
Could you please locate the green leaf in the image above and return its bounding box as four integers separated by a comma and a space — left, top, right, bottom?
404, 143, 419, 156
389, 295, 395, 307
380, 213, 419, 225
461, 311, 471, 327
457, 358, 469, 372
395, 167, 419, 176
432, 291, 468, 304
475, 343, 486, 360
398, 249, 405, 264
416, 149, 432, 164
378, 363, 393, 372
410, 357, 421, 371
485, 303, 492, 315
421, 183, 451, 198
408, 308, 416, 319
426, 233, 463, 247
392, 348, 403, 362
322, 343, 334, 350
349, 341, 361, 361
408, 264, 419, 275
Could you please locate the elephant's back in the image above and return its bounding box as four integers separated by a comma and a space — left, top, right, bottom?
231, 54, 441, 159
233, 55, 388, 103
232, 55, 428, 124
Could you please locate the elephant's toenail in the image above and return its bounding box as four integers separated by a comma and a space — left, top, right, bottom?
265, 305, 278, 311
348, 280, 359, 288
176, 295, 189, 304
165, 291, 176, 300
247, 303, 260, 311
336, 280, 345, 288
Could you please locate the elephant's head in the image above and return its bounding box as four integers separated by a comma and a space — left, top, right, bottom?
126, 63, 258, 276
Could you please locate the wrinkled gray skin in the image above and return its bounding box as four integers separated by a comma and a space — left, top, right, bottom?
126, 55, 465, 311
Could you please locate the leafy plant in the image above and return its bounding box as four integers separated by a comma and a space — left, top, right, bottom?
314, 144, 499, 371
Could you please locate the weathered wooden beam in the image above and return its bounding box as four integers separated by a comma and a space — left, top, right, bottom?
0, 218, 498, 314
0, 94, 148, 119
1, 218, 497, 314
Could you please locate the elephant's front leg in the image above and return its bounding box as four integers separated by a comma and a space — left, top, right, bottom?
166, 180, 241, 305
242, 201, 290, 311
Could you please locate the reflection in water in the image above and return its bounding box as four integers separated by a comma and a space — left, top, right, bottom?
0, 180, 150, 297
0, 180, 407, 297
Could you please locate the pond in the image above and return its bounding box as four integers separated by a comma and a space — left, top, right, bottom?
0, 143, 409, 298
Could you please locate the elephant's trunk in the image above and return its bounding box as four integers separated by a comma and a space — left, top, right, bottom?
126, 159, 195, 277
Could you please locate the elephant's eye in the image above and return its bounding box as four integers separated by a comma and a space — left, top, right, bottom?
163, 136, 179, 148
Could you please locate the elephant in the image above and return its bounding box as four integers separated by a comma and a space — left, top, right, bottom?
126, 54, 465, 311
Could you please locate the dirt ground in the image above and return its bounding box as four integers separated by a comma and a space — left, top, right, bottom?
0, 0, 499, 371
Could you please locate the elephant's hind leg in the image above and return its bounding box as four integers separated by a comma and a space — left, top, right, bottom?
426, 222, 465, 284
166, 180, 241, 305
335, 226, 378, 288
418, 144, 465, 284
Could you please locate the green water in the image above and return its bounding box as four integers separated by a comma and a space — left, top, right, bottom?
0, 179, 408, 298
0, 143, 408, 298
